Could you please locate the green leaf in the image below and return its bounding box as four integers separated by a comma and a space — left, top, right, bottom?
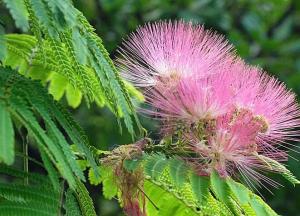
210, 171, 229, 203
257, 155, 300, 186
48, 73, 68, 100
39, 148, 60, 191
0, 24, 6, 62
144, 154, 168, 179
226, 177, 278, 216
144, 180, 198, 216
88, 167, 102, 185
65, 84, 83, 108
64, 189, 82, 216
75, 180, 97, 216
169, 158, 188, 187
100, 166, 118, 200
72, 28, 89, 65
2, 0, 29, 32
103, 176, 118, 200
10, 95, 76, 188
77, 159, 89, 171
249, 195, 277, 216
29, 0, 58, 38
0, 101, 15, 165
46, 0, 78, 28
2, 31, 140, 135
123, 158, 142, 172
190, 173, 210, 204
0, 166, 60, 216
0, 183, 59, 208
124, 80, 145, 102
0, 164, 53, 186
0, 66, 95, 188
226, 178, 250, 205
0, 202, 56, 216
27, 86, 85, 182
0, 168, 60, 216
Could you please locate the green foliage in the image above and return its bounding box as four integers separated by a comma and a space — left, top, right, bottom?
144, 153, 168, 179
0, 165, 60, 216
74, 180, 97, 216
39, 148, 60, 191
1, 31, 143, 135
257, 155, 300, 186
2, 0, 29, 32
190, 172, 210, 204
0, 0, 142, 136
144, 180, 198, 216
0, 164, 96, 216
85, 163, 119, 200
88, 166, 102, 185
99, 166, 118, 200
0, 23, 5, 61
64, 189, 82, 216
227, 179, 278, 216
210, 170, 231, 204
169, 158, 189, 187
1, 0, 298, 215
0, 66, 98, 189
125, 154, 280, 216
0, 101, 14, 165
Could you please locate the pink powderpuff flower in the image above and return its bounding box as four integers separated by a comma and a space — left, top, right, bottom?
188, 108, 287, 189
117, 20, 300, 187
186, 66, 300, 187
226, 65, 300, 152
141, 59, 245, 133
116, 20, 235, 88
147, 58, 300, 186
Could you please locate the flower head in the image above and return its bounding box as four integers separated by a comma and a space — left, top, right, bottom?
185, 66, 300, 186
117, 20, 235, 87
118, 20, 300, 187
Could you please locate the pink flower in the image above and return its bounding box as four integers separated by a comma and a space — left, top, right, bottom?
117, 20, 235, 87
186, 66, 300, 186
141, 59, 247, 134
118, 20, 300, 186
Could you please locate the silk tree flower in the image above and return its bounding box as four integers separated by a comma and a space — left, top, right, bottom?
185, 65, 300, 186
117, 20, 300, 186
188, 106, 289, 188
116, 20, 235, 87
153, 60, 300, 185
141, 59, 247, 133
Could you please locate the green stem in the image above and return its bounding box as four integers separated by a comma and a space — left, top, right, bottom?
16, 152, 44, 167
23, 133, 29, 185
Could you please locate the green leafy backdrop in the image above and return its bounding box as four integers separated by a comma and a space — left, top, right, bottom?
1, 0, 300, 215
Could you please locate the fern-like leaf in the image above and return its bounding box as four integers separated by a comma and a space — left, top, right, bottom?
2, 0, 29, 32
0, 101, 14, 165
122, 153, 279, 216
64, 189, 82, 216
0, 23, 6, 61
0, 66, 98, 188
2, 0, 142, 136
190, 173, 210, 204
258, 155, 300, 186
0, 166, 62, 216
74, 180, 97, 216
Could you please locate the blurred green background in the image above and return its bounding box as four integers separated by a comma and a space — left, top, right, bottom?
1, 0, 300, 215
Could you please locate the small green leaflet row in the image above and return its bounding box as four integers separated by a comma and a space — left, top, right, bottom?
0, 67, 99, 189
1, 0, 144, 136
0, 165, 96, 216
95, 153, 298, 216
